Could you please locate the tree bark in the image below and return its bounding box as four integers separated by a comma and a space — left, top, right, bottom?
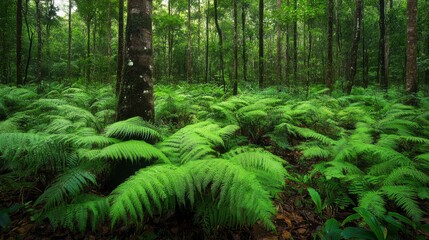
293, 0, 298, 91
204, 0, 210, 83
17, 0, 23, 86
35, 0, 42, 85
117, 0, 154, 121
242, 3, 247, 82
167, 0, 172, 82
405, 0, 418, 99
378, 0, 387, 91
214, 0, 225, 92
116, 0, 124, 94
345, 0, 363, 95
258, 0, 264, 89
362, 0, 369, 88
197, 0, 201, 82
68, 0, 72, 80
326, 0, 334, 92
285, 0, 290, 87
108, 1, 112, 69
276, 0, 282, 86
233, 0, 238, 95
24, 0, 33, 85
187, 0, 192, 83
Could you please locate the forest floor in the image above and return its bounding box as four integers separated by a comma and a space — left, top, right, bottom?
0, 151, 350, 240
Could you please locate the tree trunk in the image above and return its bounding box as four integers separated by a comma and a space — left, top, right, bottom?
233, 0, 238, 95
17, 0, 23, 86
187, 0, 192, 83
385, 0, 391, 89
426, 32, 429, 85
242, 3, 247, 82
116, 0, 124, 94
204, 0, 210, 83
258, 0, 264, 89
108, 1, 112, 70
326, 0, 334, 92
362, 0, 369, 88
68, 0, 72, 80
197, 0, 201, 82
117, 0, 154, 121
345, 0, 363, 95
378, 0, 387, 91
167, 0, 172, 82
214, 0, 225, 92
293, 0, 298, 91
276, 0, 282, 86
405, 0, 418, 100
336, 0, 342, 79
35, 0, 42, 85
285, 0, 290, 87
24, 0, 33, 85
86, 18, 91, 83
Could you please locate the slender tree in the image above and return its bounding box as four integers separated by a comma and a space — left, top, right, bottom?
258, 0, 264, 89
204, 0, 210, 83
345, 0, 363, 95
197, 0, 201, 82
68, 0, 72, 80
117, 0, 154, 121
242, 2, 247, 82
233, 0, 238, 95
35, 0, 42, 85
17, 0, 23, 86
379, 0, 387, 90
405, 0, 418, 99
326, 0, 334, 92
276, 0, 282, 86
214, 0, 225, 91
293, 0, 298, 91
187, 0, 192, 83
116, 0, 124, 94
285, 0, 290, 87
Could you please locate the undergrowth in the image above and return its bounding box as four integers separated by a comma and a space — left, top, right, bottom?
0, 82, 428, 239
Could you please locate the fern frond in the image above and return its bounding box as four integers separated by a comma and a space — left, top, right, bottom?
105, 117, 162, 142
35, 168, 97, 210
43, 194, 109, 232
96, 140, 170, 164
222, 147, 287, 194
289, 125, 336, 145
381, 185, 423, 221
184, 159, 277, 231
383, 167, 429, 186
358, 191, 386, 218
109, 165, 193, 226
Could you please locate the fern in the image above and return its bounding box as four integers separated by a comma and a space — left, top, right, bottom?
43, 194, 109, 232
184, 159, 277, 231
96, 140, 170, 164
358, 191, 386, 218
381, 185, 423, 221
35, 168, 97, 211
104, 117, 162, 142
109, 165, 194, 226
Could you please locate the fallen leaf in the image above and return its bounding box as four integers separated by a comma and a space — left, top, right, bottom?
282, 230, 292, 239
297, 228, 306, 234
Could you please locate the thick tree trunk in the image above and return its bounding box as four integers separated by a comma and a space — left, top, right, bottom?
116, 0, 124, 94
117, 0, 154, 121
362, 1, 369, 88
326, 0, 334, 91
405, 0, 418, 99
233, 0, 238, 95
336, 0, 342, 79
214, 0, 225, 92
68, 0, 72, 80
426, 33, 429, 85
17, 0, 23, 86
378, 0, 387, 91
242, 3, 247, 82
187, 0, 192, 83
385, 0, 391, 89
276, 0, 282, 86
345, 0, 363, 95
35, 0, 42, 85
258, 0, 264, 89
204, 0, 210, 83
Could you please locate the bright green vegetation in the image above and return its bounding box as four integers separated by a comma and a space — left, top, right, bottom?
1, 83, 428, 238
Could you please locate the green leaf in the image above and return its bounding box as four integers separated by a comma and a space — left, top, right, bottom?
308, 187, 323, 214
